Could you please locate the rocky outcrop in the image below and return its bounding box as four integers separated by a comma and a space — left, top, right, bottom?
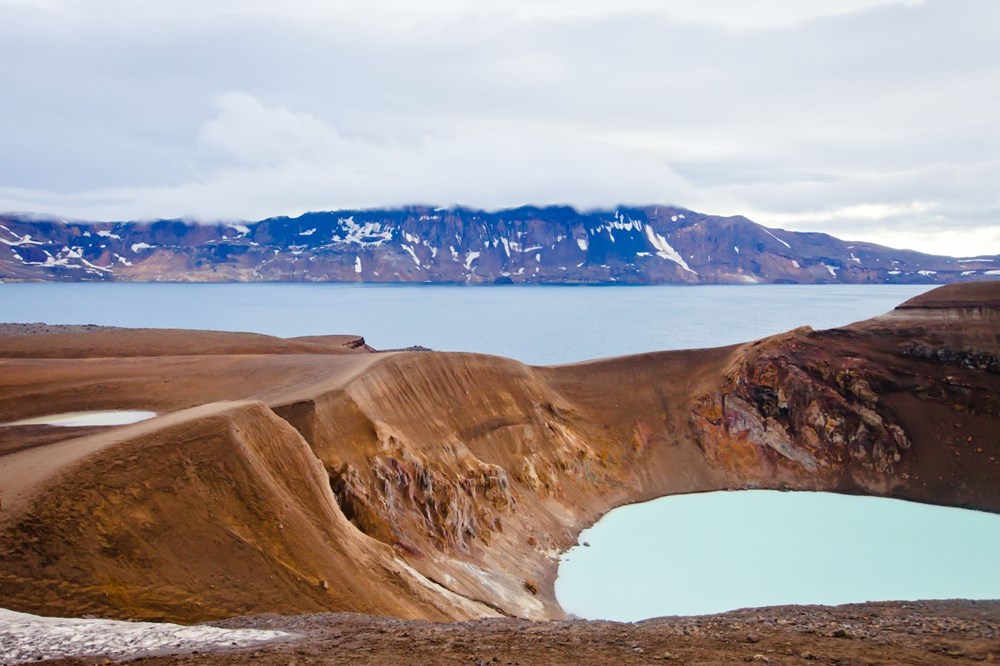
0, 282, 998, 624
684, 287, 1000, 507
269, 352, 626, 619
3, 206, 998, 284
692, 329, 912, 476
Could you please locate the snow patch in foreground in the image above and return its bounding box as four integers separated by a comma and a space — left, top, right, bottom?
0, 608, 292, 664
1, 411, 157, 428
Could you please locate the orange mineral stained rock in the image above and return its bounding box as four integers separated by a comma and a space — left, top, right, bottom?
1, 282, 998, 622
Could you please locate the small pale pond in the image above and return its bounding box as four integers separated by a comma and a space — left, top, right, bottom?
555, 490, 1000, 621
1, 411, 157, 428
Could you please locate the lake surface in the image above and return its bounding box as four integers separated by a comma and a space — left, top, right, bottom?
0, 283, 930, 364
556, 491, 1000, 621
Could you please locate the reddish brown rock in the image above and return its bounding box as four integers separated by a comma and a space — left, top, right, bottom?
1, 281, 998, 624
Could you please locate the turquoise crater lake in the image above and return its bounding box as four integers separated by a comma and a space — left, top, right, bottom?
555, 490, 1000, 621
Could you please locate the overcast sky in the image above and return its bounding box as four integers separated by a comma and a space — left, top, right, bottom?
1, 0, 997, 256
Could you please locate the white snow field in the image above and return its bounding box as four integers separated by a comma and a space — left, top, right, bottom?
0, 411, 157, 427
0, 608, 292, 663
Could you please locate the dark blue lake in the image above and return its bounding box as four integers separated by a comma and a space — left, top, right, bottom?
0, 283, 930, 364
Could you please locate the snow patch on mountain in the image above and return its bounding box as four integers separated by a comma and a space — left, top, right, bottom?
644, 226, 696, 275
763, 228, 792, 250
401, 244, 422, 267
332, 216, 393, 246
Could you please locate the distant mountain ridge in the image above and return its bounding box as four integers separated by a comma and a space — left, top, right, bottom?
1, 205, 997, 284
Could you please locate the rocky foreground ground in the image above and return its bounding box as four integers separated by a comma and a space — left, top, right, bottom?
31, 600, 1000, 665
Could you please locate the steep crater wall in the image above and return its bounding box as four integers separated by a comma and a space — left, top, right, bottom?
1, 282, 998, 623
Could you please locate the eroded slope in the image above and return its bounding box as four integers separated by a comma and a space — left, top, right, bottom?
1, 282, 998, 623
1, 401, 492, 623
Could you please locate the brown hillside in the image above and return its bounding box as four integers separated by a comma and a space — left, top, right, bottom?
1, 281, 998, 623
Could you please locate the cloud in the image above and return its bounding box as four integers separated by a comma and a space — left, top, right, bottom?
197, 92, 360, 166
2, 92, 702, 220
0, 0, 997, 256
0, 0, 925, 29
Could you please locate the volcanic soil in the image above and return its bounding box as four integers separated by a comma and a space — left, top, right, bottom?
1, 282, 999, 664
35, 601, 1000, 665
